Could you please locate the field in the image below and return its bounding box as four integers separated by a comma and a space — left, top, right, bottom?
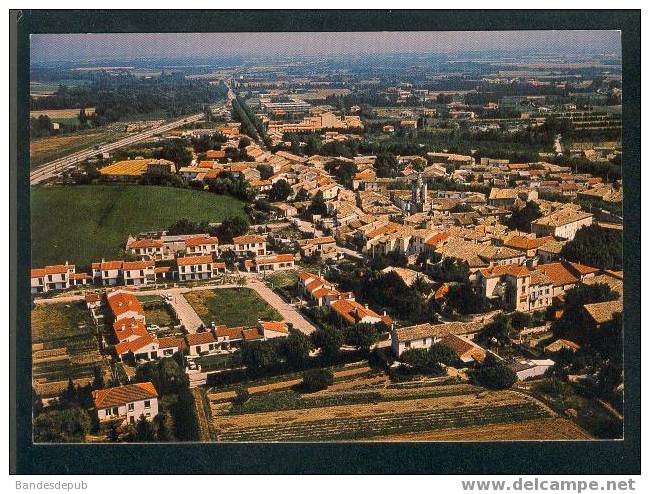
32, 301, 109, 398
30, 107, 96, 122
31, 185, 247, 268
30, 126, 126, 169
184, 288, 282, 328
210, 371, 592, 442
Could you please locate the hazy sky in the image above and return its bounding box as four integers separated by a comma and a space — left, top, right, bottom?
31, 31, 621, 62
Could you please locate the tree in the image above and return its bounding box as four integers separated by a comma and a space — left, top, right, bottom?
311, 327, 344, 361
215, 216, 249, 243
428, 257, 470, 283
155, 139, 192, 170
32, 387, 44, 417
429, 343, 462, 367
135, 415, 155, 442
307, 191, 328, 217
268, 179, 292, 202
507, 201, 542, 232
560, 224, 623, 270
107, 422, 120, 442
300, 369, 334, 392
134, 357, 188, 395
397, 348, 445, 376
470, 354, 517, 389
282, 328, 313, 369
443, 283, 488, 316
346, 323, 381, 353
62, 378, 77, 405
552, 283, 619, 342
92, 366, 105, 390
374, 152, 401, 178
256, 163, 274, 180
240, 341, 281, 370
476, 314, 516, 348
33, 408, 91, 443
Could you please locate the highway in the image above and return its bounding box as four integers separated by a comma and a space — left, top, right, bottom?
29, 79, 236, 186
29, 112, 205, 185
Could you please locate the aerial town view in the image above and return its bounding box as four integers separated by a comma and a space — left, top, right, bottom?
28, 31, 624, 443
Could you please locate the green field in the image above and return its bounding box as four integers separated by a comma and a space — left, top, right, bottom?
184, 288, 281, 327
31, 185, 247, 267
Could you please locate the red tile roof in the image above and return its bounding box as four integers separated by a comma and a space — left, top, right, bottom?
93, 382, 158, 408
107, 291, 144, 318
185, 236, 219, 247
177, 255, 213, 266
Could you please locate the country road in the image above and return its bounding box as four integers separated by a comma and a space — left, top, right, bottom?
29, 112, 204, 185
30, 81, 234, 186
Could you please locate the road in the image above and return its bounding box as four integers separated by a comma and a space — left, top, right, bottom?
30, 80, 234, 186
30, 113, 205, 185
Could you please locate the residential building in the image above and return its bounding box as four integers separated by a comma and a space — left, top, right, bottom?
93, 382, 159, 426
531, 209, 593, 240
30, 262, 77, 294
233, 235, 267, 256
244, 254, 295, 273
184, 236, 219, 256
122, 260, 156, 286
126, 238, 164, 260
437, 334, 487, 364
176, 255, 217, 282
391, 321, 483, 357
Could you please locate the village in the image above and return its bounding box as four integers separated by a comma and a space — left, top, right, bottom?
30, 53, 624, 443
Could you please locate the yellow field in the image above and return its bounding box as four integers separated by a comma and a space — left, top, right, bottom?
99, 159, 151, 176
30, 107, 96, 119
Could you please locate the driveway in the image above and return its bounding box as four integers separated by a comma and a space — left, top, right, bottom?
164, 291, 204, 333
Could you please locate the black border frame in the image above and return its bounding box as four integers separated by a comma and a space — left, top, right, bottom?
10, 9, 641, 475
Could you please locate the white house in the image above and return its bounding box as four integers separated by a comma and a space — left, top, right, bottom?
122, 260, 156, 286
30, 262, 76, 294
391, 321, 483, 357
93, 382, 159, 426
509, 359, 555, 380
106, 291, 145, 322
127, 238, 165, 260
232, 235, 267, 256
176, 255, 216, 282
184, 236, 220, 256
531, 209, 593, 241
244, 254, 295, 273
92, 260, 124, 286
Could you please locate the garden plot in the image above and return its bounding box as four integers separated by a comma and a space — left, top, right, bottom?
216, 401, 552, 442
32, 301, 109, 397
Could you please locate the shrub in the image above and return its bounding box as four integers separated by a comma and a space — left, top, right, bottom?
232, 386, 250, 406
300, 369, 334, 392
470, 354, 517, 390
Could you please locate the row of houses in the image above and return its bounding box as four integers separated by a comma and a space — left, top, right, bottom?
102, 290, 290, 363
31, 233, 294, 294
297, 271, 392, 326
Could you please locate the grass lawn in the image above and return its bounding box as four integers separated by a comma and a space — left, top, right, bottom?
138, 296, 178, 327
184, 288, 281, 327
31, 185, 246, 267
32, 301, 95, 345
